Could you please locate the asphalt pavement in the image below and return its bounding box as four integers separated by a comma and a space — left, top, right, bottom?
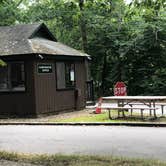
0, 125, 166, 161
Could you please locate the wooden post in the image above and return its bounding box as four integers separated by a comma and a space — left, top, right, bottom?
118, 100, 125, 118
108, 109, 112, 119
122, 100, 125, 117
118, 100, 120, 118
131, 106, 133, 116
154, 110, 157, 118
129, 104, 133, 116
149, 102, 152, 116
152, 101, 157, 118
141, 109, 144, 119
122, 109, 125, 117
161, 105, 164, 116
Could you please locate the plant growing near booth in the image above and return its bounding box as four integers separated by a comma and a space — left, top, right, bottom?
0, 59, 6, 66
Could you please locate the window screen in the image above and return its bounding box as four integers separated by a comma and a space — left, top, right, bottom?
0, 66, 8, 90
56, 62, 75, 89
0, 62, 25, 92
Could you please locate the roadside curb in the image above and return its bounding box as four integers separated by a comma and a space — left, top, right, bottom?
0, 122, 166, 127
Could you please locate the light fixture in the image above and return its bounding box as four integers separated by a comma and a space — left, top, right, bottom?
38, 54, 44, 59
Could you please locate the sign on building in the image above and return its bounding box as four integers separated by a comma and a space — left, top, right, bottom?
38, 64, 52, 73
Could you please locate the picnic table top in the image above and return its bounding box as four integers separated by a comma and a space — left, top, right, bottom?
102, 96, 166, 101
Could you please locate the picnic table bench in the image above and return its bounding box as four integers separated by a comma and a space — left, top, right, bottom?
88, 96, 166, 119
99, 105, 158, 119
128, 103, 166, 116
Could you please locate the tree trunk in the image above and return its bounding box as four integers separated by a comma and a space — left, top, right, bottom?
101, 55, 108, 95
79, 0, 88, 52
16, 0, 24, 7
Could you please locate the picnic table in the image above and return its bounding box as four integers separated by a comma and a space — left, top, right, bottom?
100, 96, 166, 119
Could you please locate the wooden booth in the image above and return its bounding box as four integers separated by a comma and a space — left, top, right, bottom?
0, 23, 92, 116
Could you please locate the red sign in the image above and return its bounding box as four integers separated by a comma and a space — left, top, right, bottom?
114, 82, 127, 96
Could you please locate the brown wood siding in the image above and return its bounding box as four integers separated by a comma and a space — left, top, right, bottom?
34, 61, 57, 114
75, 61, 86, 109
0, 60, 36, 116
34, 59, 86, 114
0, 57, 87, 116
55, 91, 75, 111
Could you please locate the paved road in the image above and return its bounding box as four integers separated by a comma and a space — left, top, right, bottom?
0, 125, 166, 160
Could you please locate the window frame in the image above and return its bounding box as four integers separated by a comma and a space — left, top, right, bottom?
0, 61, 26, 93
56, 61, 76, 91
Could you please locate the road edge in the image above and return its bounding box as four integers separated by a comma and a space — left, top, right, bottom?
0, 122, 166, 127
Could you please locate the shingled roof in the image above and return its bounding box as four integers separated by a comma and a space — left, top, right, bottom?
0, 23, 89, 57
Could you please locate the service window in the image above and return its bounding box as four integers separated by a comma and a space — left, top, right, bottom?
0, 65, 8, 90
0, 61, 25, 92
56, 62, 75, 90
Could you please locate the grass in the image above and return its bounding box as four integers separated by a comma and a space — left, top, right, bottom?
50, 112, 113, 122
49, 110, 166, 123
0, 151, 166, 166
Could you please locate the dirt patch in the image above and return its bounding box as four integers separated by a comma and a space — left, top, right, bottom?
0, 109, 92, 123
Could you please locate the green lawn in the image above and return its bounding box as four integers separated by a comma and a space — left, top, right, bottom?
0, 151, 166, 166
51, 112, 112, 122
49, 110, 166, 123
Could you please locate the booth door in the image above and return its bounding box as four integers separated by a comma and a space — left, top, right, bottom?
35, 62, 56, 114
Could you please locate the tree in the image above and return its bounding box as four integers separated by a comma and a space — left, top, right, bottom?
0, 0, 22, 26
0, 0, 165, 96
125, 0, 166, 95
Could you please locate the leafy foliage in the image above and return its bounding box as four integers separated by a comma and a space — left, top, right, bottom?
0, 0, 166, 96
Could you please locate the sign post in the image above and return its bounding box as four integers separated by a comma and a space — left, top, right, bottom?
114, 81, 127, 117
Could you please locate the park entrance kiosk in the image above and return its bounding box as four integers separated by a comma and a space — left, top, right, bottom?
0, 23, 91, 116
